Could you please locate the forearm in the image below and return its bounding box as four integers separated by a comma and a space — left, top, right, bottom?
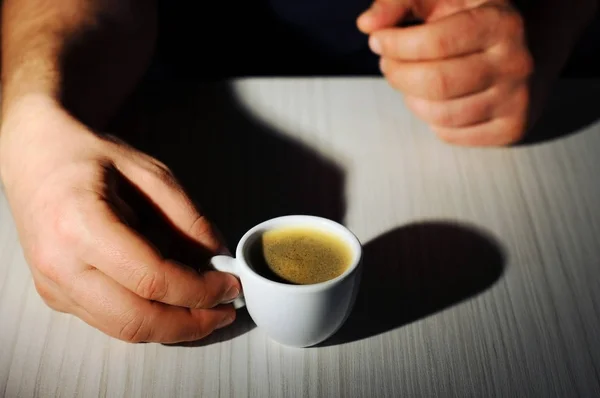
525, 0, 597, 77
1, 0, 88, 106
522, 0, 598, 120
1, 0, 156, 127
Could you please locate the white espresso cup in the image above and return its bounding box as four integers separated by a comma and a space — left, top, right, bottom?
211, 215, 362, 347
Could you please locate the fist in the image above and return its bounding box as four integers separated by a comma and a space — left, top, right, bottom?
358, 1, 534, 146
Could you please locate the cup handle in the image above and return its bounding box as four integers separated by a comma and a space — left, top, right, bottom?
210, 255, 246, 309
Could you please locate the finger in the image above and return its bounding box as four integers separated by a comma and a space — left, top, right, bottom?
431, 117, 527, 146
380, 53, 494, 100
369, 6, 503, 60
80, 199, 240, 309
357, 1, 409, 34
406, 83, 529, 128
404, 90, 495, 128
114, 155, 222, 253
67, 267, 236, 343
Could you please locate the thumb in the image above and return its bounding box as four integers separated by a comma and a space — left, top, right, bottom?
357, 0, 410, 34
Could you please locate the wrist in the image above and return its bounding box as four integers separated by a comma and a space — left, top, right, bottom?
0, 93, 62, 142
0, 94, 84, 188
1, 76, 60, 118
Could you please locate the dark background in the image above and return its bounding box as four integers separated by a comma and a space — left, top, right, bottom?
154, 0, 600, 78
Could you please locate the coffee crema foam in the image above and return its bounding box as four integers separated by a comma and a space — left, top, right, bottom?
250, 226, 353, 285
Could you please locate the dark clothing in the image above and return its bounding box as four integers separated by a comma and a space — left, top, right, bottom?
156, 0, 376, 77
154, 1, 598, 78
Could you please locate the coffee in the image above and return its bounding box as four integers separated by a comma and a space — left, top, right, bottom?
248, 226, 353, 285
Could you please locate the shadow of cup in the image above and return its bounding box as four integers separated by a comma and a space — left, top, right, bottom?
321, 221, 506, 346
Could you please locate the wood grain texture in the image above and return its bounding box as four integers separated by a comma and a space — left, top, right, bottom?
1, 78, 600, 397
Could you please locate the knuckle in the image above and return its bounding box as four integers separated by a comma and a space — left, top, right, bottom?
29, 246, 50, 273
514, 51, 534, 78
426, 70, 450, 99
118, 313, 150, 343
403, 96, 423, 117
492, 42, 533, 79
379, 33, 393, 54
191, 279, 210, 308
514, 86, 531, 108
33, 279, 56, 304
385, 70, 401, 91
502, 118, 528, 145
464, 6, 484, 29
425, 101, 457, 126
188, 215, 213, 240
29, 246, 59, 280
405, 97, 451, 126
432, 126, 457, 144
428, 30, 451, 57
381, 63, 399, 88
33, 279, 67, 312
502, 10, 526, 37
482, 4, 504, 28
435, 128, 481, 146
498, 48, 534, 79
33, 278, 53, 301
135, 270, 168, 301
433, 108, 455, 127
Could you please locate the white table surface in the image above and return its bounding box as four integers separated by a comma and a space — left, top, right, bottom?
1, 78, 600, 398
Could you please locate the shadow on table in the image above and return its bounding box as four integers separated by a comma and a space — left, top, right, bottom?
519, 80, 600, 145
320, 221, 506, 346
110, 79, 347, 344
111, 81, 505, 347
112, 81, 347, 246
167, 307, 256, 348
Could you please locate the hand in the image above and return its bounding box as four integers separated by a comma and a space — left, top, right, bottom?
358, 0, 534, 146
0, 96, 241, 343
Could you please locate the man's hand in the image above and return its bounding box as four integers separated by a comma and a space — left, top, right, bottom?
0, 96, 241, 343
358, 1, 534, 146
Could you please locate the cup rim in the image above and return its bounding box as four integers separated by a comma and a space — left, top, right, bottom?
235, 215, 362, 292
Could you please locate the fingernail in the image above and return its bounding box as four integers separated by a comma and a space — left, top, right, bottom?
216, 313, 235, 329
221, 286, 240, 303
369, 36, 382, 55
